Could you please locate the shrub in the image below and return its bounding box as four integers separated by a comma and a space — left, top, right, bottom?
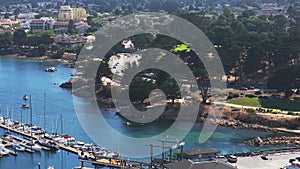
247, 108, 256, 113
245, 94, 256, 98
227, 95, 233, 100
254, 91, 262, 95
233, 93, 240, 98
288, 112, 295, 115
258, 96, 268, 99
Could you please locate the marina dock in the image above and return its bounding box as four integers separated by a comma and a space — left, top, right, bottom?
0, 117, 150, 168
58, 144, 96, 159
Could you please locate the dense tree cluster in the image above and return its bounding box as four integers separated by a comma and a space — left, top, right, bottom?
176, 4, 300, 94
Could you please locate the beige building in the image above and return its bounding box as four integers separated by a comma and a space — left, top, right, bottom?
58, 6, 87, 21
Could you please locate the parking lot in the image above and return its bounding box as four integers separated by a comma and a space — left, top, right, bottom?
230, 152, 300, 169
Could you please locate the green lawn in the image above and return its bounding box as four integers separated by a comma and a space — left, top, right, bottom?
227, 97, 300, 111
227, 97, 261, 107
173, 44, 191, 52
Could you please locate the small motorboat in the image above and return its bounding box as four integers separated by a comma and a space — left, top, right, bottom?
0, 149, 9, 156
0, 144, 9, 156
78, 151, 89, 160
1, 132, 13, 142
13, 144, 25, 152
45, 67, 57, 72
21, 104, 30, 109
23, 95, 28, 101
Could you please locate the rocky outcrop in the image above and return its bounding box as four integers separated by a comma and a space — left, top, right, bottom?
59, 78, 74, 89
245, 136, 300, 146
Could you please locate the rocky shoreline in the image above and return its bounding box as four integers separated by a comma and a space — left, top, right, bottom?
56, 77, 300, 147
0, 54, 76, 68
245, 136, 300, 147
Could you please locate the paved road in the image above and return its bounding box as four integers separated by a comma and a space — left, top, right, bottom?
231, 152, 300, 169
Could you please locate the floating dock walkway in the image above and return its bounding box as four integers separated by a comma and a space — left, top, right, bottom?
0, 119, 151, 168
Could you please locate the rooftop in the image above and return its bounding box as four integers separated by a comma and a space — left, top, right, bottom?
183, 148, 219, 156
164, 160, 236, 169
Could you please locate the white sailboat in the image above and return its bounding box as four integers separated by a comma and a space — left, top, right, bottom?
0, 144, 9, 156
21, 142, 42, 152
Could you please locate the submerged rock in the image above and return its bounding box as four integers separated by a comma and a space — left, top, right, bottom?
59, 78, 73, 89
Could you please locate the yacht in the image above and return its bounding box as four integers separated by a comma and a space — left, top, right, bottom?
21, 142, 42, 152
36, 140, 59, 151
45, 67, 57, 72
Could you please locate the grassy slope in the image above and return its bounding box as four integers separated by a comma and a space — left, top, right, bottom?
227, 97, 300, 111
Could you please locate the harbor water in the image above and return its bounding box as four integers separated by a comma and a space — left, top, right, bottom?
0, 57, 290, 169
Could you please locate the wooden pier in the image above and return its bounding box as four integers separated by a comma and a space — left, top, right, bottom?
80, 159, 147, 169
58, 144, 96, 159
0, 122, 151, 169
0, 124, 39, 140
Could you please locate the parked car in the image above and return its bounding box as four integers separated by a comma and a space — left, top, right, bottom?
261, 155, 268, 160
227, 155, 238, 163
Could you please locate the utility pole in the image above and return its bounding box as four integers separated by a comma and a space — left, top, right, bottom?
146, 144, 154, 166
157, 140, 185, 161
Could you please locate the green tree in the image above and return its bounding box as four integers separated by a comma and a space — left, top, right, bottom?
129, 77, 156, 103
0, 32, 12, 49
162, 0, 179, 13
159, 78, 180, 104
223, 7, 234, 21
68, 20, 77, 34
149, 0, 163, 12
271, 14, 288, 32
13, 29, 27, 46
38, 44, 47, 56
268, 65, 300, 97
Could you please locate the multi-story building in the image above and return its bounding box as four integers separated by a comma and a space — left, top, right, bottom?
58, 6, 73, 20
58, 6, 88, 21
72, 7, 88, 21
260, 3, 285, 15
18, 12, 39, 20
0, 19, 18, 28
29, 19, 47, 33
29, 17, 67, 33
74, 21, 90, 34
28, 17, 89, 34
53, 21, 69, 34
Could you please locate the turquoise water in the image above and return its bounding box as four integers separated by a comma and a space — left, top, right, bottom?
0, 57, 288, 169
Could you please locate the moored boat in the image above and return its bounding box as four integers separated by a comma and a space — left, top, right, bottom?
1, 132, 13, 142
45, 67, 57, 72
13, 144, 25, 152
21, 142, 42, 152
21, 104, 30, 109
36, 140, 59, 151
23, 95, 28, 100
0, 144, 9, 156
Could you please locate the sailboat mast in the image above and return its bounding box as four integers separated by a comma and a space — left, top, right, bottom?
29, 95, 32, 137
60, 114, 63, 134
44, 93, 46, 137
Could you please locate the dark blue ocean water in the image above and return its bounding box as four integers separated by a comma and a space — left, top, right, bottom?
0, 57, 288, 169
